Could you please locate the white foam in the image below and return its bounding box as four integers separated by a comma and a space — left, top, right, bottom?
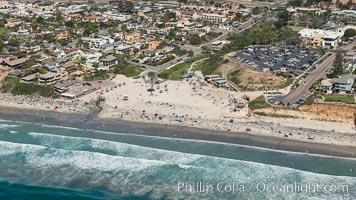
24, 132, 356, 180
0, 124, 20, 129
9, 130, 18, 134
39, 124, 83, 131
27, 131, 203, 165
90, 129, 356, 161
0, 139, 355, 200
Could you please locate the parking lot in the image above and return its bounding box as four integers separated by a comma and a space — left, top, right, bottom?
233, 46, 321, 75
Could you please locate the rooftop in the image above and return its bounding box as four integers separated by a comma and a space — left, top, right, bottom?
101, 55, 117, 62
336, 74, 355, 84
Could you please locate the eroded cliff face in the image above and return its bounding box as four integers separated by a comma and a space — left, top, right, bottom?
254, 103, 356, 123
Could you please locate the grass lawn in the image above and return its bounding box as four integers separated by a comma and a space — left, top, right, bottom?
324, 95, 355, 104
121, 65, 143, 77
248, 96, 271, 110
199, 53, 224, 76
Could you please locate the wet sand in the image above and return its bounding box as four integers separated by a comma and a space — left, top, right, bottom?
0, 106, 355, 158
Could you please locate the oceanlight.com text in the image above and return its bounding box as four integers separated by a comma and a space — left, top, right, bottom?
177, 182, 349, 194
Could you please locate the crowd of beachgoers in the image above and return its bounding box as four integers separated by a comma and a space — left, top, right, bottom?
0, 93, 93, 113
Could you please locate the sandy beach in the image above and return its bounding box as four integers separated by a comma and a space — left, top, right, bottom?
82, 74, 356, 148
0, 73, 355, 153
0, 106, 355, 159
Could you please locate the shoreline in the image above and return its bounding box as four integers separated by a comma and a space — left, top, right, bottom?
0, 106, 356, 158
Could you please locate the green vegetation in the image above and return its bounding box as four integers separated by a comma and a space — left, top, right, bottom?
11, 83, 54, 97
253, 112, 268, 116
222, 23, 300, 53
189, 34, 204, 45
121, 65, 143, 77
198, 54, 225, 76
158, 55, 208, 80
1, 77, 20, 93
344, 29, 356, 39
229, 69, 241, 85
301, 95, 316, 106
151, 54, 175, 66
275, 72, 294, 89
248, 96, 271, 110
206, 31, 222, 40
332, 53, 344, 76
171, 48, 187, 56
84, 70, 110, 81
324, 95, 355, 104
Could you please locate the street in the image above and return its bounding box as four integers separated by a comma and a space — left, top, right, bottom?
282, 53, 336, 105
282, 39, 356, 105
134, 17, 260, 73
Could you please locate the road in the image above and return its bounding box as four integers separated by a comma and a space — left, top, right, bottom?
128, 54, 190, 72
132, 17, 261, 73
282, 39, 356, 105
282, 53, 336, 105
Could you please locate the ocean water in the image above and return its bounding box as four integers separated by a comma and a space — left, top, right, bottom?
0, 119, 356, 199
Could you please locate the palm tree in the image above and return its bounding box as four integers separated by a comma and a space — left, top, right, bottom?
147, 71, 156, 95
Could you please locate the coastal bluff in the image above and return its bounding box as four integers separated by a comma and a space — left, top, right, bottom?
253, 103, 356, 124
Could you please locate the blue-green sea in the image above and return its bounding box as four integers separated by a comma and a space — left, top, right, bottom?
0, 118, 356, 199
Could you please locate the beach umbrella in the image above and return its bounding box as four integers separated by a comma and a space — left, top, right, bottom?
229, 119, 234, 123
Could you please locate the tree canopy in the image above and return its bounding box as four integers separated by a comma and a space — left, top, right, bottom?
333, 53, 344, 77
344, 29, 356, 38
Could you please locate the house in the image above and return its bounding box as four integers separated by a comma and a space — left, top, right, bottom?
16, 28, 30, 35
200, 13, 227, 23
334, 74, 355, 93
177, 18, 190, 28
44, 62, 60, 70
90, 37, 115, 50
345, 51, 356, 61
344, 60, 356, 73
38, 72, 62, 85
100, 55, 118, 68
158, 27, 172, 36
124, 33, 140, 45
84, 16, 99, 22
320, 79, 333, 94
7, 70, 21, 78
21, 73, 38, 84
68, 13, 81, 20
54, 79, 80, 93
3, 57, 29, 68
322, 34, 341, 48
61, 61, 77, 73
22, 42, 41, 53
84, 53, 102, 68
64, 48, 82, 59
5, 18, 23, 28
145, 50, 158, 57
100, 43, 114, 53
61, 82, 97, 99
148, 40, 160, 51
115, 44, 133, 55
146, 27, 158, 35
55, 32, 71, 40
